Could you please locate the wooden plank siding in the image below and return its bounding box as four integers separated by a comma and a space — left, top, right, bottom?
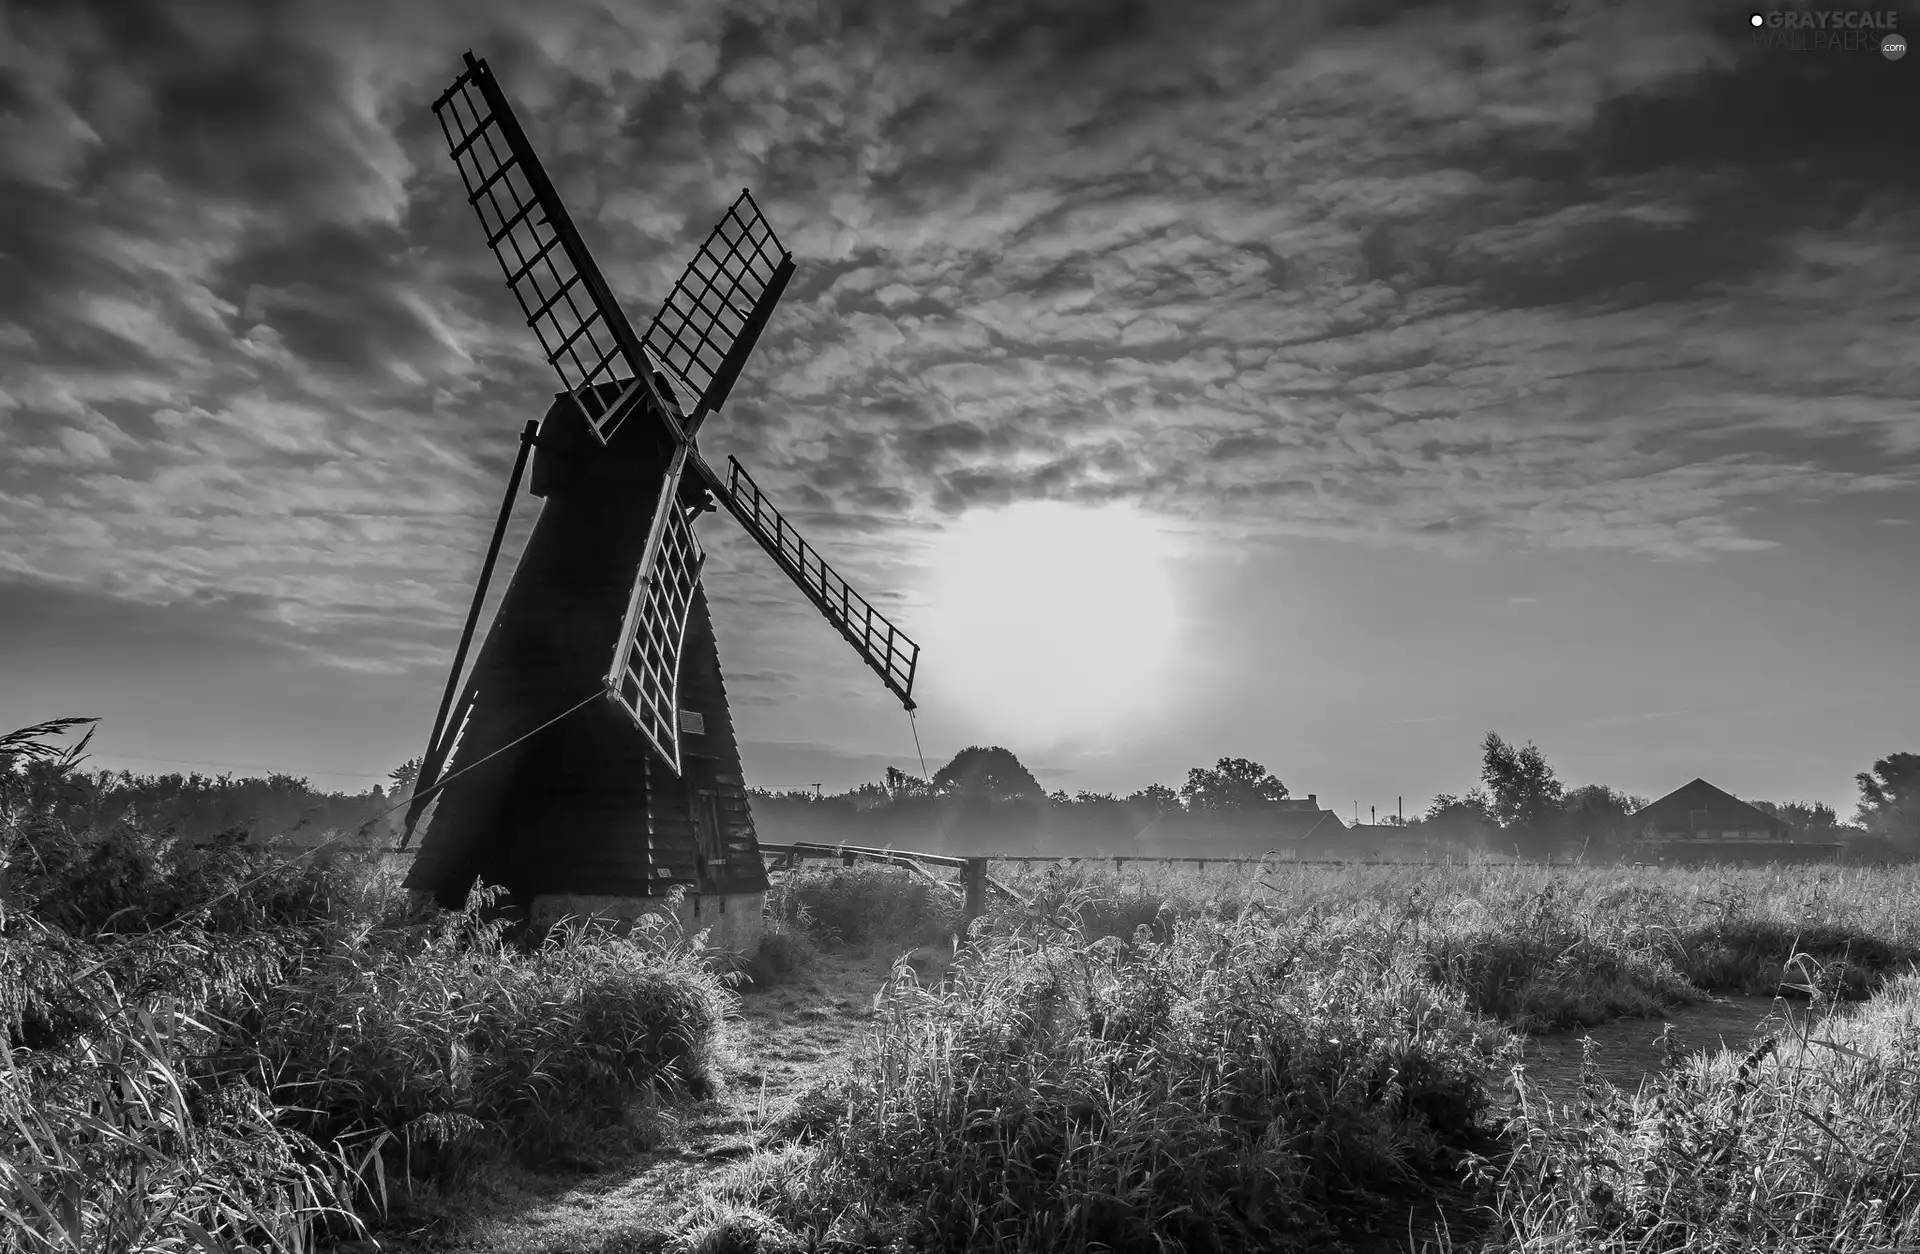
405, 384, 769, 909
674, 586, 770, 896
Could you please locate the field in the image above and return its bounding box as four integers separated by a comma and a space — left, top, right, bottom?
6, 810, 1920, 1253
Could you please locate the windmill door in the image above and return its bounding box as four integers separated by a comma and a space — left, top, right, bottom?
686, 755, 725, 887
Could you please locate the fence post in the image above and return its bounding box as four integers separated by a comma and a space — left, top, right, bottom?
962, 858, 987, 931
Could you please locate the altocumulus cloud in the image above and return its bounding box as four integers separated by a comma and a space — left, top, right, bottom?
0, 0, 1916, 678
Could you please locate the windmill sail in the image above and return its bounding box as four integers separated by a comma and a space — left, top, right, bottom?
607, 448, 707, 773
642, 190, 795, 433
433, 53, 672, 445
714, 456, 919, 711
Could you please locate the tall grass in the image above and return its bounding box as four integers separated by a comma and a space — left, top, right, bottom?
755, 857, 1920, 1035
988, 859, 1920, 1023
765, 862, 964, 949
0, 931, 361, 1253
254, 886, 734, 1178
690, 882, 1516, 1251
3, 720, 743, 1251
14, 713, 1920, 1254
681, 857, 1920, 1252
1496, 972, 1920, 1252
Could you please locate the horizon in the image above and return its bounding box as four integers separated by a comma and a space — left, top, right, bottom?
3, 0, 1914, 825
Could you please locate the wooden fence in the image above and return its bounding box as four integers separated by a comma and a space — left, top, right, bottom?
755, 841, 1595, 931
757, 841, 1006, 926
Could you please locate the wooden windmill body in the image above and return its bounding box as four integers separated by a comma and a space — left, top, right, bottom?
401, 54, 919, 942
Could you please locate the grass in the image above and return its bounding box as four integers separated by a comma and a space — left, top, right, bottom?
2, 806, 738, 1252
1498, 972, 1920, 1252
763, 861, 965, 950
674, 858, 1920, 1252
10, 730, 1920, 1253
694, 883, 1515, 1252
991, 859, 1920, 1021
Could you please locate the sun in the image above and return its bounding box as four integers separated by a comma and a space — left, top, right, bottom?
917, 500, 1181, 743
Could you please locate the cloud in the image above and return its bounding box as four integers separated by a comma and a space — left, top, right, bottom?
0, 575, 292, 674
0, 0, 1915, 698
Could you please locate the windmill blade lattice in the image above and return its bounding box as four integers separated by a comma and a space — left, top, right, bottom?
643, 190, 795, 430
433, 54, 662, 444
607, 469, 707, 774
716, 456, 919, 710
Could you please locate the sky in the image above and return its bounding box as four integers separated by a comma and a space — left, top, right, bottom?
1, 0, 1915, 822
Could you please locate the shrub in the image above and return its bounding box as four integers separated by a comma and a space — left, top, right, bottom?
250, 887, 734, 1181
744, 928, 819, 988
767, 863, 962, 948
4, 712, 743, 1249
4, 819, 387, 936
704, 887, 1515, 1251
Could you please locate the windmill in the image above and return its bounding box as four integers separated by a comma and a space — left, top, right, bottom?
399, 52, 920, 938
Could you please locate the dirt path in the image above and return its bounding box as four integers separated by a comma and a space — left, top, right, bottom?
365, 945, 911, 1253
1514, 994, 1827, 1110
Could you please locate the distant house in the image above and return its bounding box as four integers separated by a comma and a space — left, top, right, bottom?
1135, 794, 1350, 860
1342, 823, 1458, 862
1629, 778, 1840, 865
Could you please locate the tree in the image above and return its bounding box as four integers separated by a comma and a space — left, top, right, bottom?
747, 786, 825, 803
1751, 798, 1840, 834
1179, 758, 1288, 812
387, 758, 421, 797
1479, 732, 1564, 842
931, 746, 1044, 802
884, 766, 930, 801
1558, 783, 1646, 853
1421, 790, 1497, 843
1125, 783, 1180, 814
1855, 752, 1920, 851
843, 780, 893, 811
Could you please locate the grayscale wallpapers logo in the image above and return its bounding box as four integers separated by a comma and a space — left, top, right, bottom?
1748, 10, 1907, 55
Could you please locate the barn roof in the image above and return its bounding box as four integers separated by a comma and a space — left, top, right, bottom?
1632, 778, 1792, 836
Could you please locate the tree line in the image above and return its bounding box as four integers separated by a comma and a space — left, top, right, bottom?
7, 718, 1912, 861
1419, 734, 1917, 860
752, 746, 1290, 815
0, 719, 413, 849
756, 738, 1920, 860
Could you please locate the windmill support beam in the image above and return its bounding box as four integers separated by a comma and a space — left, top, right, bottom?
404, 419, 538, 842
